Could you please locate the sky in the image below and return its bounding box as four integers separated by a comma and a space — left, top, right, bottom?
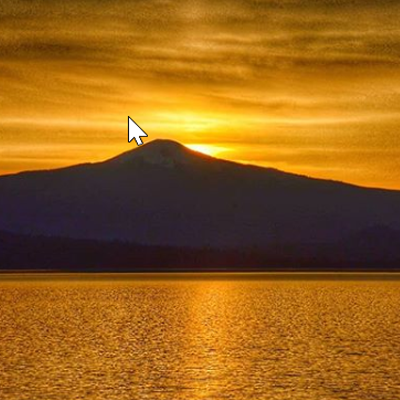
1, 0, 400, 189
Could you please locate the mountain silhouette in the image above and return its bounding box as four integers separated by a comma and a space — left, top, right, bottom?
1, 139, 400, 248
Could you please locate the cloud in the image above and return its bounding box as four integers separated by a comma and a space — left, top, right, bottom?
0, 0, 400, 188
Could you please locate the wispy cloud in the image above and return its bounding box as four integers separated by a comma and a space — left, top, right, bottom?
1, 0, 400, 188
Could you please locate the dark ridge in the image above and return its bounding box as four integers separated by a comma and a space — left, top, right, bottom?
1, 230, 400, 272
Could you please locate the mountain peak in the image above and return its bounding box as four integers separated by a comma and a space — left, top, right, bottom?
107, 139, 207, 167
143, 139, 187, 152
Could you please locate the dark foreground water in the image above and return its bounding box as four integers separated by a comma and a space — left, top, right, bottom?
1, 273, 400, 400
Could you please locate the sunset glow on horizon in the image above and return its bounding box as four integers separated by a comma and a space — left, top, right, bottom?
1, 0, 400, 189
185, 143, 230, 157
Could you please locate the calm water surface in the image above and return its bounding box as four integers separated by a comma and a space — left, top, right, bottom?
1, 273, 400, 400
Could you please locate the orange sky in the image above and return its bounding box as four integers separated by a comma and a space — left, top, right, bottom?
1, 0, 400, 189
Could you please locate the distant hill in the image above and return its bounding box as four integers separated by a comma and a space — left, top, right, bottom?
1, 139, 400, 252
1, 229, 400, 271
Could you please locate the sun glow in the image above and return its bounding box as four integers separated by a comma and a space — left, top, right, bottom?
185, 144, 229, 157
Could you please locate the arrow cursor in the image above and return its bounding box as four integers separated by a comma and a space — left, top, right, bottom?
128, 117, 148, 146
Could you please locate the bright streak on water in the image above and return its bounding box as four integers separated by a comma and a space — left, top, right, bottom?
1, 273, 400, 400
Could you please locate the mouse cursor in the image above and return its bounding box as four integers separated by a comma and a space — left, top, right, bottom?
128, 117, 148, 146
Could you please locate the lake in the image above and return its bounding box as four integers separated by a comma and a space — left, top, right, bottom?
1, 273, 400, 400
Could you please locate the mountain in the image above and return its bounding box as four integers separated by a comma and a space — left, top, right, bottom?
1, 139, 400, 249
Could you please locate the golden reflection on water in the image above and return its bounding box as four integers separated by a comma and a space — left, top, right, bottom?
1, 275, 400, 399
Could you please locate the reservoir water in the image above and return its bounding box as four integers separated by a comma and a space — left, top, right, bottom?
1, 273, 400, 400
